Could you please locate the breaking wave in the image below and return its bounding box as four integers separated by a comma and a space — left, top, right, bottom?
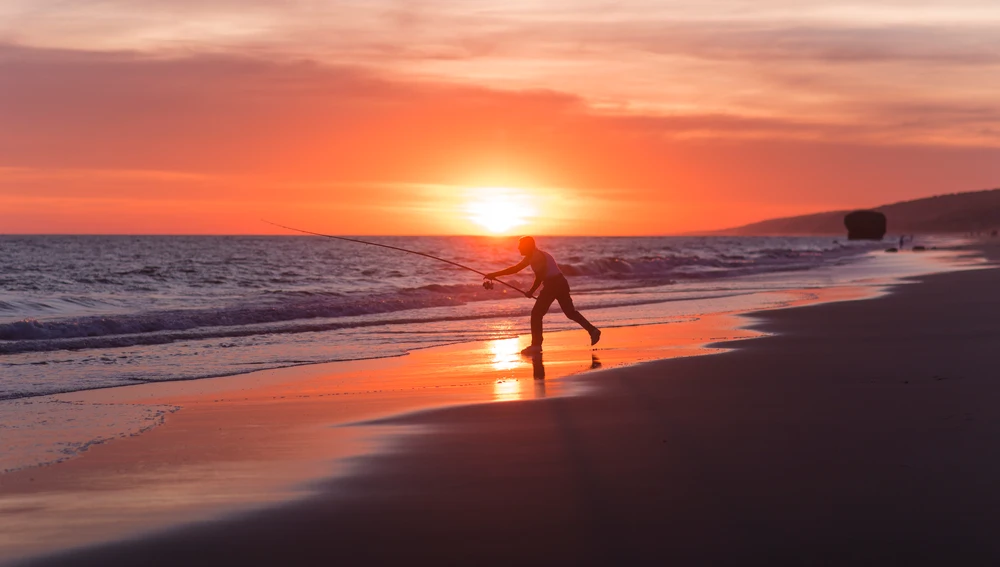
0, 237, 880, 355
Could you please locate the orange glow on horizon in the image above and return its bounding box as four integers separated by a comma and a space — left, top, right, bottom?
3, 3, 1000, 236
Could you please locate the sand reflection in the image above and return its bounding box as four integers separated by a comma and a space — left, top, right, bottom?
532, 354, 545, 380
488, 338, 520, 372
493, 378, 523, 401
490, 338, 529, 401
1, 307, 783, 558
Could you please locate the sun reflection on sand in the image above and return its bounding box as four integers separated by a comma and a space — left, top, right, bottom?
1, 309, 785, 556
487, 337, 521, 373
493, 378, 523, 402
489, 338, 527, 401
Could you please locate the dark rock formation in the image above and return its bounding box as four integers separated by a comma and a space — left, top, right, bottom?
844, 210, 887, 240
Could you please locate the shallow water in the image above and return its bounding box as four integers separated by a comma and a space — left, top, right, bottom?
0, 234, 973, 475
1, 235, 895, 400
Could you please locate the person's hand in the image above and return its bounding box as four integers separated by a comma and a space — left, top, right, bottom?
524, 291, 534, 299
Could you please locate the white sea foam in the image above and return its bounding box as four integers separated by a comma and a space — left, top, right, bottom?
0, 397, 178, 473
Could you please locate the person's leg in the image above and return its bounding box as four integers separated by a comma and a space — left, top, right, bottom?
554, 276, 601, 344
530, 286, 557, 347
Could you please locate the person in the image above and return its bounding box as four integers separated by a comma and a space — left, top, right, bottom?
486, 236, 601, 355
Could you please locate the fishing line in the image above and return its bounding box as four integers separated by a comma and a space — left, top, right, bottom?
262, 220, 535, 298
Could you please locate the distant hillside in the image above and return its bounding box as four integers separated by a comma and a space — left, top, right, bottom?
716, 188, 1000, 236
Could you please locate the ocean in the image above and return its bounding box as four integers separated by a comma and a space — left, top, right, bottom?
1, 234, 933, 401
1, 234, 971, 473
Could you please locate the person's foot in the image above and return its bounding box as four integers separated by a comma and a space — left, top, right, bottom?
520, 344, 542, 356
590, 328, 602, 346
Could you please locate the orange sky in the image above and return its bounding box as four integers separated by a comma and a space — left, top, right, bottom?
1, 1, 999, 234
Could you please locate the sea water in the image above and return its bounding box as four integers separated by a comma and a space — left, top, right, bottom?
0, 234, 956, 399
0, 235, 961, 471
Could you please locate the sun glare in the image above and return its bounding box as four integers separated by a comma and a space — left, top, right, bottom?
465, 188, 535, 234
488, 337, 521, 373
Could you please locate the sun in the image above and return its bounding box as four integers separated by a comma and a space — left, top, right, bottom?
465, 188, 536, 234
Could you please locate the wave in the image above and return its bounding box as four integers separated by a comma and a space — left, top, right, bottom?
0, 290, 753, 355
0, 240, 877, 354
0, 287, 484, 343
556, 243, 869, 277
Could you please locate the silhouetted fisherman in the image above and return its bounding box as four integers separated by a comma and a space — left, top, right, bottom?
486, 236, 601, 355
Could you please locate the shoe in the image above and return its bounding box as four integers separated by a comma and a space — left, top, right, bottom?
520, 344, 542, 356
590, 328, 602, 346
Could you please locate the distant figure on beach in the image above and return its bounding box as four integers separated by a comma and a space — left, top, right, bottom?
486, 236, 601, 355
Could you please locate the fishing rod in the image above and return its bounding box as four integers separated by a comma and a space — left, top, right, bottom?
262, 220, 535, 298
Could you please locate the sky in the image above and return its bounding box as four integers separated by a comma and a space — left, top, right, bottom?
1, 0, 999, 235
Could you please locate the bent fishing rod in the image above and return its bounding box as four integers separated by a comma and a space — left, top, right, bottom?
262, 220, 536, 299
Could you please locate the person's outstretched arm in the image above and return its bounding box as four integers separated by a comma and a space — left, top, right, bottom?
486, 257, 530, 279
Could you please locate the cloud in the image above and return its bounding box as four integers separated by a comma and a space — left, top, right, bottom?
2, 1, 999, 234
4, 42, 997, 178
570, 22, 1000, 65
1, 44, 999, 234
7, 2, 1000, 71
4, 1, 1000, 140
0, 44, 578, 175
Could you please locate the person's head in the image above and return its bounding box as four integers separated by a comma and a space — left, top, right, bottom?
517, 236, 536, 256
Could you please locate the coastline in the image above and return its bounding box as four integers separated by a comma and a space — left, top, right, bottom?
0, 308, 777, 561
2, 244, 995, 564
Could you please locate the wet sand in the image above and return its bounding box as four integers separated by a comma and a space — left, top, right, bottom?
7, 246, 1000, 565
3, 292, 815, 561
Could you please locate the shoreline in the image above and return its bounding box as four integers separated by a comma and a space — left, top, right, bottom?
1, 246, 992, 564
0, 238, 948, 402
1, 309, 772, 561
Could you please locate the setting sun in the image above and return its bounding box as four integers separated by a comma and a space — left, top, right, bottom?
465, 188, 536, 234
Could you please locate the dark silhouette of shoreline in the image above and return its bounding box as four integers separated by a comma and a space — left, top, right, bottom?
713, 187, 1000, 235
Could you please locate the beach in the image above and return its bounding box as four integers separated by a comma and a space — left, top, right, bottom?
6, 1, 998, 562
2, 243, 997, 565
7, 0, 1000, 561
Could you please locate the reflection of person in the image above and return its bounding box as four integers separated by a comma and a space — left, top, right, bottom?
531, 354, 545, 380
486, 236, 601, 355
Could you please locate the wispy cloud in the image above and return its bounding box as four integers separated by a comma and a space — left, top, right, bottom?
3, 1, 999, 123
2, 44, 999, 235
2, 2, 999, 233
